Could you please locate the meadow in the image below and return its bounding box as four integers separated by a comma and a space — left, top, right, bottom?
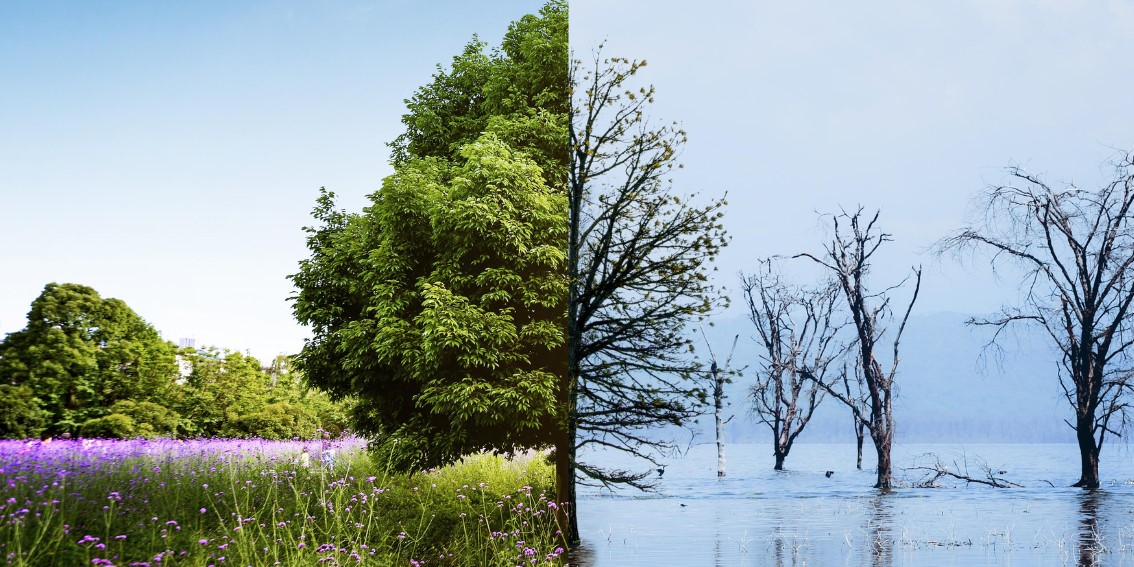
0, 437, 566, 566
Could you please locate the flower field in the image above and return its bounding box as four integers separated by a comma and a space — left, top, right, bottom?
0, 437, 566, 566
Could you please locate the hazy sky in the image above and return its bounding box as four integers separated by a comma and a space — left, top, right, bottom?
571, 0, 1134, 319
5, 2, 1134, 361
1, 1, 545, 360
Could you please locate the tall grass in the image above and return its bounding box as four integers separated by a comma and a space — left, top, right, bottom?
0, 438, 567, 566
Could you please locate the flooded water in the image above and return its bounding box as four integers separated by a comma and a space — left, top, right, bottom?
576, 443, 1134, 566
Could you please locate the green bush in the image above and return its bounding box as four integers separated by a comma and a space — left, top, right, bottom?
79, 413, 136, 438
225, 402, 317, 440
108, 400, 181, 437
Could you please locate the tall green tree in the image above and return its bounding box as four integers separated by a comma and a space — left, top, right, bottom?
0, 283, 179, 435
293, 134, 566, 468
290, 2, 568, 475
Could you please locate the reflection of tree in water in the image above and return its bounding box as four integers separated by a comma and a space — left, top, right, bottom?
769, 526, 806, 567
1078, 491, 1104, 567
866, 496, 893, 567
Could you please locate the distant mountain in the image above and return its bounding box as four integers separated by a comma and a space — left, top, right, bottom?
693, 311, 1074, 446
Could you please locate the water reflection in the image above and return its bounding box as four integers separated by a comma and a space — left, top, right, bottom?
1078, 491, 1104, 567
866, 495, 893, 567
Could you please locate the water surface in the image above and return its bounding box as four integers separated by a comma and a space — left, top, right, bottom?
577, 443, 1134, 566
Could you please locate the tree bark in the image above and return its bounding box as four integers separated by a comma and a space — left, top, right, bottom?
874, 434, 892, 490
855, 420, 865, 470
1073, 415, 1101, 489
715, 378, 726, 477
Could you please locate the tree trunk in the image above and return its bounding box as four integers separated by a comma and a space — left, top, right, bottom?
715, 379, 726, 477
873, 431, 892, 490
855, 420, 865, 470
1073, 415, 1101, 489
554, 418, 571, 544
773, 452, 785, 471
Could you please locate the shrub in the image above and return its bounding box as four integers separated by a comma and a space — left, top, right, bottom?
225, 402, 317, 440
108, 400, 181, 437
79, 413, 136, 438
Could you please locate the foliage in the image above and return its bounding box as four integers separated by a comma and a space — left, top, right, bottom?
567, 47, 728, 498
293, 134, 566, 471
0, 283, 179, 435
78, 412, 136, 439
172, 348, 271, 438
0, 284, 352, 441
0, 384, 49, 439
0, 437, 566, 566
389, 0, 568, 184
938, 151, 1134, 488
224, 402, 317, 440
108, 400, 182, 438
291, 1, 568, 473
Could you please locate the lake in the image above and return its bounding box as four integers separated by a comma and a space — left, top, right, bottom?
575, 443, 1134, 566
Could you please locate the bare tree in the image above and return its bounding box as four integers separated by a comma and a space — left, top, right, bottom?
699, 328, 741, 478
797, 208, 921, 490
742, 259, 844, 470
840, 363, 870, 470
938, 152, 1134, 489
567, 49, 729, 541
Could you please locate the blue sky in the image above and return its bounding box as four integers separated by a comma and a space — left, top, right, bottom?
5, 1, 1134, 361
571, 0, 1134, 320
1, 1, 545, 360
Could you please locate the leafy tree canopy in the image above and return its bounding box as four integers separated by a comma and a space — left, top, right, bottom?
291, 0, 567, 475
293, 133, 567, 470
0, 282, 179, 434
389, 0, 567, 185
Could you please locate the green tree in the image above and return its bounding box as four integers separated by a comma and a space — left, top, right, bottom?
106, 400, 182, 438
290, 2, 567, 475
173, 347, 270, 437
79, 412, 137, 439
225, 402, 318, 440
293, 134, 566, 469
0, 283, 179, 434
0, 384, 49, 439
390, 0, 568, 183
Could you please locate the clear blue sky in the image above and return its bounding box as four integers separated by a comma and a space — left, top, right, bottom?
1, 1, 546, 360
571, 1, 1134, 319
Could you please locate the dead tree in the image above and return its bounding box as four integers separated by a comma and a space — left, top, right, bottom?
910, 453, 1022, 488
839, 362, 870, 470
742, 259, 844, 470
797, 208, 921, 490
700, 329, 741, 478
938, 151, 1134, 489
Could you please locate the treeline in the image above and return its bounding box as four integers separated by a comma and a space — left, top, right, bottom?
0, 282, 350, 440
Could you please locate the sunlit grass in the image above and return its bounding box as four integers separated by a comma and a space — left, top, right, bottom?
0, 438, 566, 566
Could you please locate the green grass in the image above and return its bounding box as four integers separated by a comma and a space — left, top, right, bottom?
0, 438, 567, 566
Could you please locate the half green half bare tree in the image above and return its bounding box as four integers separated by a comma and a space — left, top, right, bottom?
938, 151, 1134, 489
797, 208, 921, 490
742, 259, 845, 471
567, 49, 728, 540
